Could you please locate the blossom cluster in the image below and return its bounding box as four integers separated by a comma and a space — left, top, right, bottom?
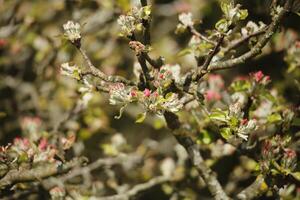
63, 21, 81, 44
216, 2, 248, 33
175, 12, 194, 33
108, 82, 183, 121
152, 64, 181, 90
117, 6, 151, 37
60, 62, 81, 80
207, 71, 294, 142
0, 134, 75, 166
261, 136, 298, 176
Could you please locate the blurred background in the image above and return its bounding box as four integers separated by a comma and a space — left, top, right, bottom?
0, 0, 299, 199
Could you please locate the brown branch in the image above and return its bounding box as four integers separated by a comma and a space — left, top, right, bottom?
143, 52, 164, 69
78, 47, 135, 86
188, 25, 217, 45
0, 157, 87, 189
222, 27, 267, 56
163, 111, 230, 200
236, 175, 267, 200
208, 0, 292, 71
137, 55, 153, 88
194, 34, 225, 81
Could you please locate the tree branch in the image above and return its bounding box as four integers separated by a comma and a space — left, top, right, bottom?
163, 111, 230, 200
236, 175, 267, 200
78, 47, 135, 86
194, 34, 225, 81
61, 153, 142, 182
188, 25, 216, 45
98, 176, 170, 200
208, 0, 292, 71
0, 157, 87, 189
222, 27, 267, 56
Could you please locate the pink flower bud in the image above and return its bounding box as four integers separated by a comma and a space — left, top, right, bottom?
253, 71, 264, 82
38, 138, 48, 151
205, 90, 221, 101
152, 91, 159, 97
296, 41, 300, 48
284, 148, 297, 159
0, 39, 7, 47
240, 118, 248, 125
235, 76, 248, 81
144, 88, 151, 97
130, 90, 137, 97
23, 138, 30, 147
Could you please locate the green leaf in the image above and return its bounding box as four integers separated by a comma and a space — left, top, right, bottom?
267, 113, 282, 124
220, 2, 232, 17
135, 112, 146, 123
140, 6, 152, 20
198, 130, 213, 144
262, 92, 276, 103
230, 80, 251, 92
238, 9, 248, 20
220, 127, 233, 140
153, 119, 165, 129
291, 172, 300, 181
215, 19, 229, 33
177, 48, 192, 57
209, 109, 228, 123
165, 92, 173, 100
114, 104, 127, 119
229, 116, 239, 128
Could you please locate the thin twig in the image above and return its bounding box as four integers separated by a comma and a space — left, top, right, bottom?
61, 154, 142, 182
222, 27, 267, 56
195, 34, 225, 81
78, 47, 135, 86
98, 176, 170, 200
188, 25, 217, 45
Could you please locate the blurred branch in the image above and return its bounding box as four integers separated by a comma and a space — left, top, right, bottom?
163, 111, 230, 200
51, 96, 85, 134
98, 176, 170, 200
0, 157, 87, 189
237, 175, 267, 200
61, 153, 142, 182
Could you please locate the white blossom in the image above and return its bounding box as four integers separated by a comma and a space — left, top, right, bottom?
117, 15, 136, 36
237, 119, 257, 141
63, 21, 81, 43
163, 64, 181, 83
179, 12, 193, 27
229, 102, 243, 118
60, 62, 81, 80
160, 157, 176, 177
231, 92, 248, 107
109, 83, 132, 105
80, 92, 93, 108
111, 133, 127, 149
161, 93, 183, 113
